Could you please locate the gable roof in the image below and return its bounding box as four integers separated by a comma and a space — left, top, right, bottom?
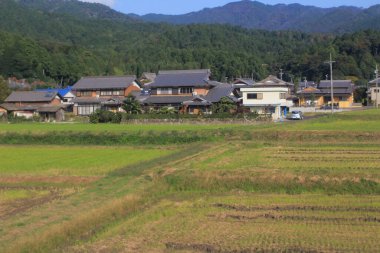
318, 80, 354, 94
148, 69, 211, 88
255, 75, 294, 87
319, 80, 353, 88
369, 78, 380, 85
141, 72, 157, 81
233, 78, 255, 86
72, 76, 136, 91
5, 91, 59, 103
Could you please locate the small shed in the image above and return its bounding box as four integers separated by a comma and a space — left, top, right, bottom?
37, 105, 66, 122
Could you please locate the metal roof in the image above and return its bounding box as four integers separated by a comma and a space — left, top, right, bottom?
148, 69, 211, 88
5, 91, 59, 103
72, 76, 136, 91
35, 87, 73, 97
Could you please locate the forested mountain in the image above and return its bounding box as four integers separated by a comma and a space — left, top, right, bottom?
16, 0, 136, 22
0, 0, 379, 87
137, 0, 380, 33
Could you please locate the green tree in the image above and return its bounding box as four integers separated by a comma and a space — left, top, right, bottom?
123, 95, 142, 114
0, 76, 11, 103
211, 97, 236, 114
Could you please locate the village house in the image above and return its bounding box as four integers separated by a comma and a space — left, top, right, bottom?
298, 80, 355, 108
143, 69, 238, 114
240, 75, 294, 120
0, 91, 66, 121
368, 78, 380, 106
71, 76, 140, 116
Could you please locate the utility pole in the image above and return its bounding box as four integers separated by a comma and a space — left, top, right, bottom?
325, 54, 336, 114
376, 64, 379, 109
279, 69, 284, 80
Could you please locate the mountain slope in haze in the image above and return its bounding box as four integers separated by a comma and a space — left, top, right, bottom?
15, 0, 136, 22
136, 0, 380, 33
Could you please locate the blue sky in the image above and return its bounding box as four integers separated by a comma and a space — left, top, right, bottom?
82, 0, 380, 15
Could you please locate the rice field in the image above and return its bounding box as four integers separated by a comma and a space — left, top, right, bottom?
0, 110, 379, 252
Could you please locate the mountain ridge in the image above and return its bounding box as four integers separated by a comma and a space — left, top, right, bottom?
132, 0, 380, 33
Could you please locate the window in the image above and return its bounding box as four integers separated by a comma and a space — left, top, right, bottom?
100, 91, 113, 96
247, 93, 263, 100
179, 87, 193, 94
77, 104, 101, 115
279, 93, 286, 99
113, 90, 123, 96
158, 88, 172, 95
78, 91, 92, 97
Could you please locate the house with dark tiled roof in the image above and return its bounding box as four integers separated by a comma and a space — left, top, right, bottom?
298, 80, 355, 108
0, 91, 66, 121
71, 76, 140, 115
142, 69, 238, 114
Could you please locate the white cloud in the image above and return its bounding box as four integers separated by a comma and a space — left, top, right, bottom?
80, 0, 116, 7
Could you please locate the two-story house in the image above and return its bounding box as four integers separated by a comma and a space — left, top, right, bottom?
71, 76, 140, 116
298, 80, 355, 108
142, 69, 239, 114
143, 69, 212, 111
240, 75, 294, 119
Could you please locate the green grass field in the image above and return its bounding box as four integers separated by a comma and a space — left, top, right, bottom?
0, 110, 379, 253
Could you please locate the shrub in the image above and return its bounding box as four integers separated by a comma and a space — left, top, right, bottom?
89, 110, 122, 124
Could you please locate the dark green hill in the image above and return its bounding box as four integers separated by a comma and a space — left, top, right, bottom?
0, 0, 379, 87
137, 0, 380, 33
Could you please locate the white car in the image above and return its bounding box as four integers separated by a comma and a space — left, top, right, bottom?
290, 111, 303, 120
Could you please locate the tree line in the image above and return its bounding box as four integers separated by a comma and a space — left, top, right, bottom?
0, 0, 379, 88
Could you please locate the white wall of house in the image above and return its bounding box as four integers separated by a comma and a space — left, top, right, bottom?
370, 87, 380, 105
241, 87, 290, 120
241, 87, 289, 107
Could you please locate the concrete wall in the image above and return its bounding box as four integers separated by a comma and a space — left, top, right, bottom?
241, 87, 289, 107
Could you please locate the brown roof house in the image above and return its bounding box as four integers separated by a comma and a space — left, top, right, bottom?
71, 76, 140, 116
143, 69, 238, 114
0, 91, 66, 121
298, 80, 355, 108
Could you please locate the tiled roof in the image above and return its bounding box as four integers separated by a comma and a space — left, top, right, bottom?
72, 76, 136, 90
255, 75, 294, 87
0, 104, 66, 112
319, 80, 353, 89
5, 91, 58, 103
233, 78, 255, 86
148, 69, 211, 88
205, 83, 237, 103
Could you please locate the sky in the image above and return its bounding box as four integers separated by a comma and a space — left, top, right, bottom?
82, 0, 380, 15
